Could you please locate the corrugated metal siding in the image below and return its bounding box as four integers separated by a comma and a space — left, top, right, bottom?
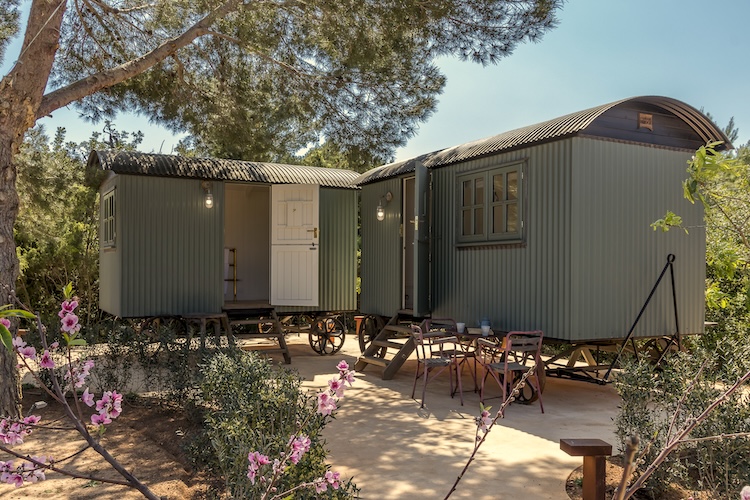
431, 141, 573, 337
119, 175, 224, 316
90, 150, 360, 189
360, 179, 402, 316
99, 175, 122, 316
276, 188, 358, 313
569, 138, 705, 341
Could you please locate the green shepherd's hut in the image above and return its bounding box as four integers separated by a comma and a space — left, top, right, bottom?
353, 96, 731, 380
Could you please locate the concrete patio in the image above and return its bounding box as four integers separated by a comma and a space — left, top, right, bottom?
256, 332, 622, 500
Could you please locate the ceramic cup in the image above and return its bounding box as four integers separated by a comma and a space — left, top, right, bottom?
481, 325, 491, 336
456, 322, 466, 333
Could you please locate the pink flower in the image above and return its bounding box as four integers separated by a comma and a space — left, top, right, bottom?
336, 360, 349, 373
325, 470, 341, 489
60, 313, 80, 333
314, 478, 328, 493
317, 392, 337, 416
476, 409, 493, 434
328, 378, 346, 398
18, 345, 36, 360
11, 336, 25, 349
247, 451, 270, 484
50, 341, 59, 349
81, 388, 94, 407
0, 318, 10, 329
39, 350, 54, 369
58, 299, 78, 318
91, 413, 111, 426
288, 434, 311, 464
741, 486, 750, 500
95, 391, 123, 420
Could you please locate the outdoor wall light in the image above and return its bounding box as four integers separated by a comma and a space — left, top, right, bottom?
201, 180, 214, 209
376, 191, 393, 221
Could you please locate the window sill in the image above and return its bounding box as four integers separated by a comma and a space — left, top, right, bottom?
456, 238, 525, 249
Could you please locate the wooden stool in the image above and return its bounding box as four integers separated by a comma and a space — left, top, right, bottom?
182, 313, 234, 348
560, 438, 612, 500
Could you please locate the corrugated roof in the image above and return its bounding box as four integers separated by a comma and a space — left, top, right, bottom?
354, 96, 732, 185
89, 150, 360, 189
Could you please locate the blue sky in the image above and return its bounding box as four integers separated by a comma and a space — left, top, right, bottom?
3, 0, 749, 161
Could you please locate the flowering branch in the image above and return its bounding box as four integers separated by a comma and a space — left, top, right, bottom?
443, 365, 536, 500
247, 360, 354, 500
0, 286, 159, 498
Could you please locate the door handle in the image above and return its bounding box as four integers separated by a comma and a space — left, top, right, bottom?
307, 228, 318, 238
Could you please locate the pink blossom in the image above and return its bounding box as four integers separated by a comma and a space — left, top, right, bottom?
325, 470, 341, 489
81, 388, 94, 407
288, 434, 311, 464
91, 413, 111, 426
60, 313, 80, 333
64, 359, 95, 389
328, 378, 346, 398
0, 318, 10, 329
741, 486, 750, 500
247, 451, 270, 484
39, 350, 54, 369
18, 345, 36, 360
11, 336, 25, 349
314, 478, 328, 493
58, 299, 78, 318
317, 392, 337, 416
50, 341, 59, 349
476, 409, 493, 434
96, 391, 123, 420
336, 360, 349, 373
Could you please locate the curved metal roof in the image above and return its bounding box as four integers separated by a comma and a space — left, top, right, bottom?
354, 96, 732, 185
89, 150, 360, 189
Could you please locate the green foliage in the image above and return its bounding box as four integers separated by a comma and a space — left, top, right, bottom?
14, 123, 141, 323
48, 0, 561, 163
0, 0, 19, 61
189, 350, 356, 498
614, 342, 750, 497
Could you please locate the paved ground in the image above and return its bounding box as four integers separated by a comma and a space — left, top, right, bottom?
254, 332, 622, 500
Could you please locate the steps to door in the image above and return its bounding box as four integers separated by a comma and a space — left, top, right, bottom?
354, 310, 428, 380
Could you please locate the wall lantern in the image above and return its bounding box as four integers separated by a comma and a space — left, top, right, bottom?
201, 180, 214, 209
376, 191, 393, 221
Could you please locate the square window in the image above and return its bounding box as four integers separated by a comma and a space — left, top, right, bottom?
457, 162, 523, 245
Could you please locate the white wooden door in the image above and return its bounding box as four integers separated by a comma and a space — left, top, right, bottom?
270, 184, 320, 306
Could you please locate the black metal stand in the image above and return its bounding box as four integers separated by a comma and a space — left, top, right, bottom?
602, 254, 681, 382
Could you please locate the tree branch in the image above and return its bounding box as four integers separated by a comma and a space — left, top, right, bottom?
37, 0, 245, 119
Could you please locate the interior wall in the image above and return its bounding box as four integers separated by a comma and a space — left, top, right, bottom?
224, 183, 270, 301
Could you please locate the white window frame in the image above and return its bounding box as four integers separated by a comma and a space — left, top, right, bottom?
101, 188, 116, 248
457, 161, 524, 245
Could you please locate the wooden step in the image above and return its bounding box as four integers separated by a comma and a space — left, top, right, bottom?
384, 324, 414, 335
357, 355, 389, 368
372, 339, 405, 349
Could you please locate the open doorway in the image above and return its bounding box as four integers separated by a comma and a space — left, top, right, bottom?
224, 183, 270, 303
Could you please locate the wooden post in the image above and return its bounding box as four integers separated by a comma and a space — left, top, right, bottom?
560, 438, 612, 500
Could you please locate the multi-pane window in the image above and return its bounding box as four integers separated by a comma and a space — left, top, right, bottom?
102, 189, 116, 248
458, 163, 523, 244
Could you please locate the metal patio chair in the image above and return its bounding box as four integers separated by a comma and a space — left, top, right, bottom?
410, 324, 464, 408
476, 330, 544, 413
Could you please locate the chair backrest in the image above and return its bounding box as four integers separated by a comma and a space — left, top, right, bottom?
505, 331, 544, 363
410, 324, 458, 361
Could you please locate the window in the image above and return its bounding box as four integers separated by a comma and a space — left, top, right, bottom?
102, 189, 116, 248
457, 162, 523, 244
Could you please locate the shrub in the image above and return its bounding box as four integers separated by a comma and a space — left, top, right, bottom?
188, 350, 357, 498
614, 339, 750, 497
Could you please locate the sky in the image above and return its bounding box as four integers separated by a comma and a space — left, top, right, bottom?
2, 0, 749, 162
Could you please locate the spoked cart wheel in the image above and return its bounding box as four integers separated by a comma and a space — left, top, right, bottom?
357, 315, 383, 353
511, 365, 547, 404
309, 315, 346, 355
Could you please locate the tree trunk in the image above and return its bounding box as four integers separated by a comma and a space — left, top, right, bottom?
0, 0, 67, 417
